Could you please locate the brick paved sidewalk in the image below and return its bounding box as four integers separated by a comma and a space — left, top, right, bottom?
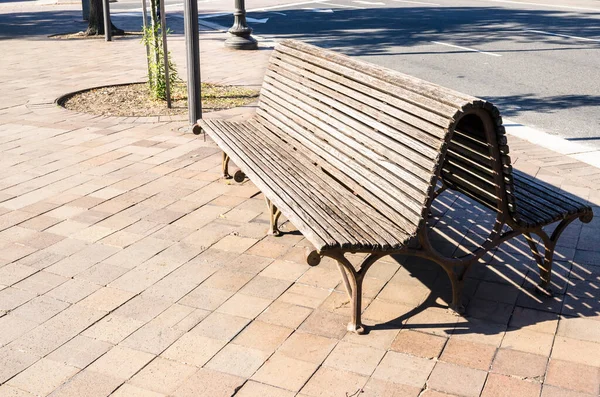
0, 3, 599, 397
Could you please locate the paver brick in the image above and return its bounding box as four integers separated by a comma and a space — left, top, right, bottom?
129, 357, 197, 394
46, 335, 112, 369
217, 293, 272, 319
252, 352, 319, 392
162, 332, 226, 367
501, 328, 554, 356
360, 378, 421, 397
48, 370, 123, 397
481, 373, 541, 397
206, 343, 269, 378
545, 359, 600, 394
300, 367, 368, 397
235, 381, 295, 397
6, 358, 79, 397
541, 385, 597, 397
232, 320, 293, 353
111, 383, 166, 397
87, 345, 155, 380
323, 341, 385, 376
277, 331, 336, 364
427, 362, 487, 397
551, 336, 600, 367
390, 330, 447, 359
172, 368, 245, 397
372, 351, 435, 389
491, 348, 547, 379
439, 338, 497, 371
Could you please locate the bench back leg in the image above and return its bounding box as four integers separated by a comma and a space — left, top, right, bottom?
523, 214, 583, 296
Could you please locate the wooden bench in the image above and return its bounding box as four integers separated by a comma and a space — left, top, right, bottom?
197, 39, 593, 334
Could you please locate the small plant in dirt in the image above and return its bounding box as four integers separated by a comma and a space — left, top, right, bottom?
142, 0, 180, 101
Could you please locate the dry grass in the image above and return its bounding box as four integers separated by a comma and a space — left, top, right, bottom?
62, 82, 259, 117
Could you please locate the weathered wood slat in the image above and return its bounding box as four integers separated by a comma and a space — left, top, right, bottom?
246, 119, 410, 243
245, 122, 406, 247
224, 120, 375, 248
268, 56, 446, 146
255, 109, 422, 235
278, 41, 473, 112
258, 94, 426, 226
202, 120, 334, 250
262, 74, 433, 197
264, 68, 441, 168
234, 121, 407, 249
513, 170, 586, 209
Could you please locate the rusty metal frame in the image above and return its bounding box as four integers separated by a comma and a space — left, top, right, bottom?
301, 108, 593, 334
215, 108, 593, 335
265, 197, 282, 236
222, 152, 231, 179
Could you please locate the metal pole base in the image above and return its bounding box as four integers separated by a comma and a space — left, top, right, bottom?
224, 32, 258, 50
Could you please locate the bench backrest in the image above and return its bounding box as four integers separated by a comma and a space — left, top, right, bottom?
256, 40, 515, 236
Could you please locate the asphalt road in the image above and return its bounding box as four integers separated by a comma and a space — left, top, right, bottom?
113, 0, 600, 147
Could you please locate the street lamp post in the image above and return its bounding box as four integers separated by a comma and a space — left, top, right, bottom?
183, 0, 202, 124
224, 0, 257, 50
102, 0, 112, 41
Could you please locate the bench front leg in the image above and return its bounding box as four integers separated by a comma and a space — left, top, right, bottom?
265, 197, 282, 236
222, 152, 231, 179
330, 253, 384, 335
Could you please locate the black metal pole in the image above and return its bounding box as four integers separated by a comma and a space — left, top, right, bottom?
159, 0, 171, 108
102, 0, 112, 41
224, 0, 257, 50
141, 0, 152, 80
183, 0, 202, 124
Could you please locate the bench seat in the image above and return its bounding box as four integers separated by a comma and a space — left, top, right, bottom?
203, 118, 414, 252
512, 170, 590, 227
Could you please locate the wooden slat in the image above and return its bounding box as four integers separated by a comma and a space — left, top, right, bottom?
265, 67, 441, 166
278, 40, 473, 112
268, 55, 446, 145
200, 120, 333, 250
513, 170, 588, 210
255, 108, 423, 235
262, 73, 433, 196
258, 91, 426, 224
234, 121, 408, 249
245, 119, 410, 244
222, 120, 373, 249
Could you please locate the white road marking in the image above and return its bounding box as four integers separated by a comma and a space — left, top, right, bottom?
485, 0, 599, 12
393, 0, 440, 5
525, 29, 600, 43
353, 0, 385, 5
248, 0, 323, 12
303, 7, 334, 12
320, 2, 366, 8
246, 17, 269, 23
431, 41, 502, 57
198, 12, 229, 19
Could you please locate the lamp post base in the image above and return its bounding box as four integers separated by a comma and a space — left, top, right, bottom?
224, 32, 258, 50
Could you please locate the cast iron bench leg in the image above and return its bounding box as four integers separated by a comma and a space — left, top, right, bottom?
265, 197, 282, 236
330, 253, 384, 334
524, 213, 592, 296
222, 152, 231, 179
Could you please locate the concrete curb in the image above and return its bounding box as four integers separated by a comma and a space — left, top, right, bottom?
504, 118, 600, 170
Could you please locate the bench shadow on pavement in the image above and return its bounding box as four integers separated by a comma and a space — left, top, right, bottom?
361, 174, 597, 336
